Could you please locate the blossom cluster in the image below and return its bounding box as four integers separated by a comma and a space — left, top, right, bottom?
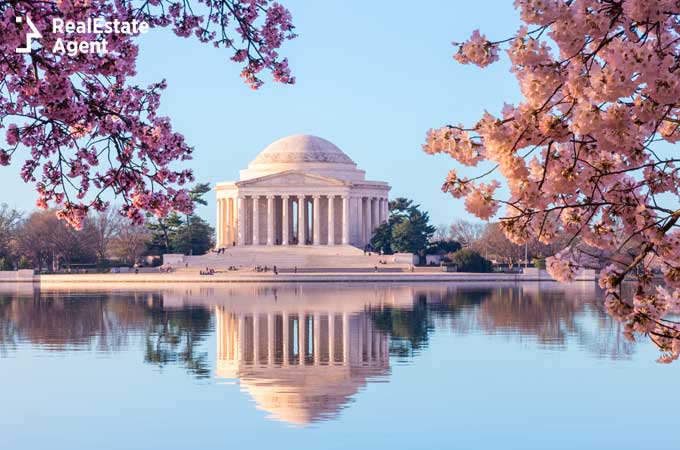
453, 30, 499, 67
425, 0, 680, 361
1, 0, 296, 228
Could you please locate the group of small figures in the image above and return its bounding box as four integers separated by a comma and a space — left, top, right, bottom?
255, 265, 278, 275
200, 268, 216, 275
363, 245, 385, 257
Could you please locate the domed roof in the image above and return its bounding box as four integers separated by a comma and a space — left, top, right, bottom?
250, 135, 355, 166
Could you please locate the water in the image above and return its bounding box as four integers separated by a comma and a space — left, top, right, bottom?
0, 282, 678, 450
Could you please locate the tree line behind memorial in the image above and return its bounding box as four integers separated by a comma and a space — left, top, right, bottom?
0, 184, 214, 271
0, 189, 566, 272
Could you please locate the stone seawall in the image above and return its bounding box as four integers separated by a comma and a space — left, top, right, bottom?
0, 270, 36, 282
2, 270, 600, 284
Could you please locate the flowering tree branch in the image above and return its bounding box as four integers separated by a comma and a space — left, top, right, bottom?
1, 0, 295, 228
424, 0, 680, 362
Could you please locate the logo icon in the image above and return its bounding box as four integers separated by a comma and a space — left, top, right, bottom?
16, 16, 42, 53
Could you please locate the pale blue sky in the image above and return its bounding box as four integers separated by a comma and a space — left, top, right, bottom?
2, 1, 524, 226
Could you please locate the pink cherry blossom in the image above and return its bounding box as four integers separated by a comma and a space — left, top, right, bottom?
453, 29, 499, 67
2, 0, 296, 228
425, 0, 680, 362
546, 249, 576, 282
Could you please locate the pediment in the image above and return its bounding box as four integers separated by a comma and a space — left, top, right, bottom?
236, 171, 349, 187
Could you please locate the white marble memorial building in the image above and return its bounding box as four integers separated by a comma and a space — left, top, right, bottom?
215, 135, 390, 248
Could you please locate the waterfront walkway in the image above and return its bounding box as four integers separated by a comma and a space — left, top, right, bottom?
0, 269, 598, 284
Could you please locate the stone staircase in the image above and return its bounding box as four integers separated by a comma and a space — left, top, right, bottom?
172, 245, 412, 270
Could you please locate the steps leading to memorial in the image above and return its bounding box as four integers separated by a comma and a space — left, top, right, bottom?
168, 245, 413, 270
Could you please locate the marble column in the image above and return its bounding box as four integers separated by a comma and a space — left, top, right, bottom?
371, 197, 379, 232
378, 198, 386, 224
356, 197, 364, 246
327, 195, 335, 245
216, 198, 222, 246
342, 195, 350, 245
222, 199, 228, 245
224, 197, 236, 246
227, 198, 234, 245
223, 199, 229, 245
312, 195, 321, 245
282, 195, 289, 245
252, 195, 260, 245
383, 197, 389, 224
237, 196, 245, 246
298, 195, 306, 245
267, 195, 275, 246
364, 198, 371, 246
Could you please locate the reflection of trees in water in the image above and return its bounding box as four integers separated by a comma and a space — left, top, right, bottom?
369, 295, 432, 357
144, 307, 212, 378
469, 287, 581, 346
0, 290, 212, 378
453, 286, 635, 359
0, 284, 637, 371
0, 294, 17, 356
369, 285, 634, 360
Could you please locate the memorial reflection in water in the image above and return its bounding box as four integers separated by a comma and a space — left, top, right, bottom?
205, 285, 402, 424
0, 281, 633, 426
215, 308, 389, 424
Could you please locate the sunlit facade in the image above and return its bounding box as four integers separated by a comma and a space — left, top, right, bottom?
214, 134, 390, 248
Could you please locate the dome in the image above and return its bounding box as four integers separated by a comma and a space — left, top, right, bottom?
239, 134, 366, 182
250, 135, 355, 166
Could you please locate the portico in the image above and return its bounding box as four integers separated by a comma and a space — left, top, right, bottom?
215, 135, 390, 248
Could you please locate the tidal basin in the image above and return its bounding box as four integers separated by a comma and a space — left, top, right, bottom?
1, 282, 678, 450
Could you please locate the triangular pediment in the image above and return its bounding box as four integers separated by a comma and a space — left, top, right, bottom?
236, 170, 349, 187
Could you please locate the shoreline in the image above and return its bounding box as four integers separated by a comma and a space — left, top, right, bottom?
0, 271, 598, 284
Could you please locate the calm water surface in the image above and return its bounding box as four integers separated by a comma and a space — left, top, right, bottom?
0, 282, 678, 450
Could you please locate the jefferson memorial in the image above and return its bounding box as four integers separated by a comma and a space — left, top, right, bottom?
214, 134, 390, 248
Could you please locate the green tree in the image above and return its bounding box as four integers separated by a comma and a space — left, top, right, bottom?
428, 239, 462, 256
181, 183, 213, 255
171, 216, 214, 255
532, 257, 546, 270
370, 223, 393, 255
449, 249, 492, 273
146, 213, 183, 255
0, 258, 12, 271
370, 197, 435, 259
17, 256, 30, 270
146, 183, 214, 256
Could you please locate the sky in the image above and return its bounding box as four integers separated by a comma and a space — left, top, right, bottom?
1, 0, 525, 227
